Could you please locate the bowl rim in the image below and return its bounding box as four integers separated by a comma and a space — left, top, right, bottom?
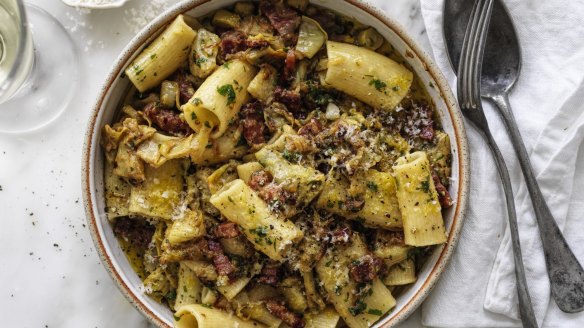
81, 1, 470, 327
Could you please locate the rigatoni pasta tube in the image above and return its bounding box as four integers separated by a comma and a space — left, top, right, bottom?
383, 259, 416, 286
305, 307, 341, 328
316, 169, 402, 229
315, 234, 396, 328
209, 179, 303, 261
325, 41, 413, 110
183, 59, 257, 139
174, 304, 264, 328
175, 263, 202, 310
125, 15, 196, 92
393, 151, 447, 246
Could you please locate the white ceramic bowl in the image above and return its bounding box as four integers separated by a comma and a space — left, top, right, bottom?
82, 1, 470, 327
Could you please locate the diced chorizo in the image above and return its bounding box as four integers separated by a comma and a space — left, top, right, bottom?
329, 226, 352, 244
215, 222, 241, 239
220, 30, 248, 56
298, 118, 323, 137
274, 86, 301, 114
283, 48, 296, 83
241, 101, 268, 145
258, 183, 295, 205
259, 0, 301, 44
248, 170, 273, 191
349, 254, 383, 283
175, 71, 195, 103
143, 102, 193, 136
432, 171, 454, 208
220, 30, 270, 59
265, 299, 305, 328
256, 264, 280, 286
213, 253, 236, 276
207, 239, 223, 256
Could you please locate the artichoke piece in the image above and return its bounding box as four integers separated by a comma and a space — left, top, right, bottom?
279, 277, 308, 312
142, 267, 172, 302
357, 27, 384, 50
212, 9, 241, 29
160, 80, 180, 108
296, 16, 327, 59
189, 28, 221, 79
234, 2, 255, 16
247, 64, 278, 103
166, 209, 206, 245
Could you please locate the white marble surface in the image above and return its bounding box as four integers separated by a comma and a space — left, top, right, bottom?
0, 0, 431, 327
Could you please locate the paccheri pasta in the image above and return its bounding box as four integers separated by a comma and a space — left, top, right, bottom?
102, 1, 454, 327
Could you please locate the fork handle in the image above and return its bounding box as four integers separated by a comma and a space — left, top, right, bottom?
490, 93, 584, 313
482, 128, 539, 328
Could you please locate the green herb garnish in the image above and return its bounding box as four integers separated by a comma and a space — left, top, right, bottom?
348, 300, 367, 316
217, 84, 236, 105
195, 56, 208, 66
369, 78, 387, 92
367, 309, 383, 316
282, 150, 300, 163
367, 181, 378, 192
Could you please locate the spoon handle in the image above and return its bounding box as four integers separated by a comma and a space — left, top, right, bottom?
482, 127, 538, 328
490, 93, 584, 313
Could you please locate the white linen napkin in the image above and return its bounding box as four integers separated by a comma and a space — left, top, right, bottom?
418, 0, 584, 327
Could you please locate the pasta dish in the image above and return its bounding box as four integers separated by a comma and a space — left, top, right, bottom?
101, 1, 453, 327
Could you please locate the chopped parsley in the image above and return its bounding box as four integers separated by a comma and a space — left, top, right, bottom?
348, 300, 367, 316
392, 85, 400, 92
191, 97, 202, 105
367, 308, 383, 316
173, 315, 181, 322
419, 176, 431, 193
133, 64, 144, 76
369, 78, 387, 92
164, 290, 177, 301
195, 56, 208, 66
282, 150, 300, 163
217, 84, 236, 105
307, 81, 335, 105
190, 112, 197, 120
204, 121, 211, 128
367, 181, 378, 192
150, 53, 157, 60
250, 226, 268, 237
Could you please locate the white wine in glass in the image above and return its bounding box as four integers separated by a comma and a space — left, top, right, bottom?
0, 0, 79, 133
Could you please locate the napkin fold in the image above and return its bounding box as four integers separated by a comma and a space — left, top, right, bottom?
418, 0, 584, 327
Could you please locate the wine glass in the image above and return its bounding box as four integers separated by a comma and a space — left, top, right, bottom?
0, 0, 79, 133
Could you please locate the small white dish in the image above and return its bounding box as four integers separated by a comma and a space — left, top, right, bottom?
61, 0, 130, 9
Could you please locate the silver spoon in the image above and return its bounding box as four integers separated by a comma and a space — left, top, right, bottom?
443, 0, 584, 313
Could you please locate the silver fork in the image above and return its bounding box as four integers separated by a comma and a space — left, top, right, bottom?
457, 0, 538, 326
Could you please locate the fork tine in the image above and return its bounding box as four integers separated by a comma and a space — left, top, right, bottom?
458, 0, 494, 109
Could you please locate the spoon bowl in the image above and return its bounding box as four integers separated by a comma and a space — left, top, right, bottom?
444, 0, 520, 95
